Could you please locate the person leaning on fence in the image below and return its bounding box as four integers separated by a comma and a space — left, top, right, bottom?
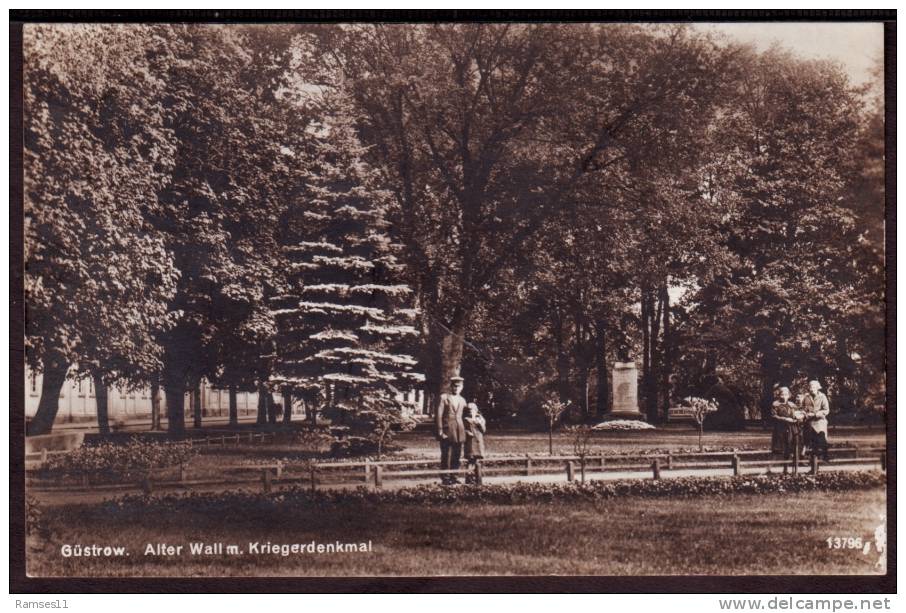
436, 376, 467, 485
771, 386, 803, 460
801, 379, 830, 461
464, 402, 486, 483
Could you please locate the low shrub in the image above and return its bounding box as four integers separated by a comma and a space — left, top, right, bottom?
36, 439, 197, 483
100, 470, 885, 519
329, 436, 404, 458
26, 495, 43, 536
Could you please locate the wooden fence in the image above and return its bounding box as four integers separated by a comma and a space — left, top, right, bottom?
26, 446, 887, 494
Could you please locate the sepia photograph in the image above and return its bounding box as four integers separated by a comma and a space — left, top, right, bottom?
12, 12, 892, 589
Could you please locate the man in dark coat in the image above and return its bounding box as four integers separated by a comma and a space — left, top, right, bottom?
436, 376, 467, 484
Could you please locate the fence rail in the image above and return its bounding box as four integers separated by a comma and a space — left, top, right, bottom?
26, 446, 886, 494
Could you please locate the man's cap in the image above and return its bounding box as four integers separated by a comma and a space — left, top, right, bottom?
450, 376, 464, 382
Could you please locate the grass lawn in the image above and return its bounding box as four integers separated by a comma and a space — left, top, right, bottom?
28, 487, 886, 577
179, 425, 886, 465
394, 425, 886, 457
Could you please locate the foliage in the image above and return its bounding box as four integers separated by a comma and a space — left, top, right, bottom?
26, 495, 48, 538
23, 24, 885, 436
686, 397, 720, 426
541, 397, 568, 428
685, 48, 879, 419
36, 440, 196, 483
269, 91, 423, 444
686, 396, 720, 450
24, 25, 181, 433
146, 25, 307, 431
100, 470, 885, 514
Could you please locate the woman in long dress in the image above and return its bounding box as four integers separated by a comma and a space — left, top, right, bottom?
771, 386, 803, 459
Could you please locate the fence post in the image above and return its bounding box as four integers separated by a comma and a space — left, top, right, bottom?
651, 459, 661, 480
810, 454, 819, 475
525, 457, 532, 476
364, 460, 371, 484
880, 452, 887, 471
732, 455, 741, 476
262, 468, 272, 493
793, 444, 800, 475
783, 462, 789, 475
141, 472, 153, 495
374, 465, 383, 488
248, 433, 254, 444
666, 452, 673, 470
179, 463, 187, 483
276, 461, 283, 479
566, 461, 575, 482
474, 460, 483, 486
221, 435, 226, 446
40, 449, 48, 463
309, 465, 317, 493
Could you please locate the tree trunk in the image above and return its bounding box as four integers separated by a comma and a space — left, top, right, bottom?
268, 392, 278, 424
579, 368, 590, 418
641, 288, 651, 416
162, 360, 186, 435
228, 385, 238, 427
594, 323, 609, 416
257, 383, 268, 425
659, 283, 672, 423
642, 286, 662, 423
553, 308, 572, 405
282, 387, 293, 424
759, 345, 779, 423
431, 307, 469, 405
93, 373, 110, 435
164, 385, 185, 435
192, 380, 203, 429
150, 373, 162, 431
26, 352, 69, 436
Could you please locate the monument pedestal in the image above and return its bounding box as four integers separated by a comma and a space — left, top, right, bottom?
608, 361, 646, 420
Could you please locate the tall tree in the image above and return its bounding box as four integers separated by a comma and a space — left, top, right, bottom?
311, 23, 729, 410
24, 25, 179, 435
145, 25, 303, 433
271, 96, 423, 433
690, 48, 867, 419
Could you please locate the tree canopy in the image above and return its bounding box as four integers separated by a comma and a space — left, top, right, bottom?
24, 23, 886, 435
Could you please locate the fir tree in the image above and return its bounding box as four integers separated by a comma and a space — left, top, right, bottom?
272, 103, 422, 452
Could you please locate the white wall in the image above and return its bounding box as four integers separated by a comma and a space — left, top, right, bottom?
25, 367, 427, 424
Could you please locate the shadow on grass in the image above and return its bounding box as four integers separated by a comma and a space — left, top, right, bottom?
28, 487, 886, 578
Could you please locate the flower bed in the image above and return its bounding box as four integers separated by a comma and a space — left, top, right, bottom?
592, 420, 655, 430
36, 440, 197, 483
100, 470, 885, 517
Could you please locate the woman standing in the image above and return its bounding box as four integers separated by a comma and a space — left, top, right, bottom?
771, 386, 803, 459
801, 380, 831, 461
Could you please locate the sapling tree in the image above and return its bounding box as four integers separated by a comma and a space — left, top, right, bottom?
687, 397, 719, 451
568, 424, 595, 483
542, 397, 568, 455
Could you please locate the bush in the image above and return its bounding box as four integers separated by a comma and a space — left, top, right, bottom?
26, 495, 44, 536
37, 439, 197, 483
329, 436, 403, 458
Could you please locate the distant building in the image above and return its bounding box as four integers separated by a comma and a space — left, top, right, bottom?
24, 367, 427, 425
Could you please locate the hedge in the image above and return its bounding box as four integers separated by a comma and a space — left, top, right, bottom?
99, 470, 886, 519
